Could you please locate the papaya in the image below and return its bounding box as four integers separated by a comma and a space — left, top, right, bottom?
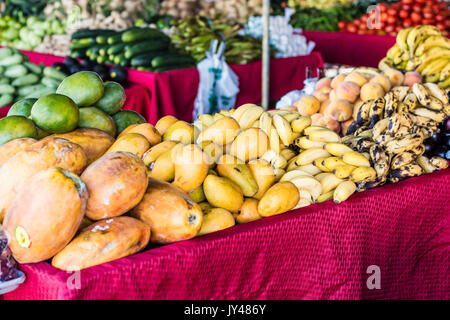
81, 152, 149, 220
0, 137, 87, 221
3, 167, 88, 263
47, 128, 115, 165
52, 216, 150, 271
130, 178, 203, 243
0, 137, 36, 168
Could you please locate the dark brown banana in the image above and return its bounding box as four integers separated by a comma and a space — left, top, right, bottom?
391, 151, 418, 170
388, 163, 423, 183
369, 97, 385, 128
384, 92, 399, 118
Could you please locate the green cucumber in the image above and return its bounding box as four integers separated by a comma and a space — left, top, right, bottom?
96, 31, 117, 44
107, 43, 127, 55
119, 59, 130, 67
0, 66, 4, 75
41, 77, 61, 89
70, 38, 96, 50
0, 94, 14, 107
151, 55, 195, 68
0, 54, 24, 66
43, 67, 67, 81
0, 47, 13, 59
96, 56, 107, 64
0, 78, 10, 84
114, 54, 125, 65
121, 28, 166, 43
124, 38, 170, 59
17, 84, 46, 96
4, 64, 28, 78
153, 64, 196, 73
0, 84, 15, 95
107, 33, 124, 45
72, 49, 87, 59
12, 73, 40, 86
71, 29, 115, 40
23, 62, 43, 75
130, 52, 167, 67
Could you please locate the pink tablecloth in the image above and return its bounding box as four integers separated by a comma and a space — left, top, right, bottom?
2, 168, 449, 300
126, 52, 324, 124
303, 31, 396, 68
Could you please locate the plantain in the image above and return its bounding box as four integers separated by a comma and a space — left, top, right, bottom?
430, 156, 449, 170
368, 97, 385, 128
414, 35, 450, 57
372, 118, 390, 139
412, 107, 446, 123
403, 92, 419, 112
356, 100, 372, 125
355, 138, 374, 153
384, 92, 399, 118
385, 134, 423, 154
391, 151, 418, 170
389, 163, 423, 183
391, 86, 410, 102
369, 144, 387, 163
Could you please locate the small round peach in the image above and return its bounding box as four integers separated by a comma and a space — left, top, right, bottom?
310, 113, 324, 126
314, 86, 331, 102
295, 95, 321, 116
383, 68, 404, 87
360, 82, 385, 101
329, 89, 338, 101
344, 72, 368, 87
403, 71, 422, 87
320, 100, 331, 114
336, 81, 360, 103
314, 115, 341, 134
330, 74, 346, 89
369, 75, 391, 92
323, 99, 353, 122
316, 78, 332, 91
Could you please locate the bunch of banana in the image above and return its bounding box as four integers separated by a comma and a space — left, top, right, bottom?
381, 25, 450, 88
342, 82, 449, 189
169, 16, 270, 64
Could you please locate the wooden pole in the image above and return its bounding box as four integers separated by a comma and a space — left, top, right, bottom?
262, 0, 270, 109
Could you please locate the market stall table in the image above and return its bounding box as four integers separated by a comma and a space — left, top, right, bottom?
2, 168, 449, 300
302, 31, 396, 68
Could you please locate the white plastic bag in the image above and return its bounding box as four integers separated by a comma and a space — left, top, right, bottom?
193, 39, 240, 120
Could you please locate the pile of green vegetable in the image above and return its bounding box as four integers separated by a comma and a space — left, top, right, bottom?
2, 0, 47, 19
0, 47, 67, 107
0, 15, 65, 50
289, 0, 400, 31
70, 27, 196, 73
169, 17, 270, 64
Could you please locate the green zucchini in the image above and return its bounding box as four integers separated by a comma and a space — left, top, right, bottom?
124, 38, 170, 59
107, 33, 124, 45
151, 55, 195, 68
0, 47, 13, 60
119, 59, 130, 67
0, 84, 15, 95
0, 78, 10, 84
43, 67, 67, 81
96, 31, 117, 44
70, 38, 96, 50
71, 29, 115, 40
153, 64, 196, 73
4, 64, 28, 78
11, 74, 40, 86
121, 28, 166, 43
0, 54, 24, 66
41, 77, 61, 89
72, 49, 88, 59
0, 94, 14, 107
114, 54, 125, 65
0, 66, 4, 75
23, 62, 42, 75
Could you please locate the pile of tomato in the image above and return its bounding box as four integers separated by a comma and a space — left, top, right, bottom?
338, 0, 449, 36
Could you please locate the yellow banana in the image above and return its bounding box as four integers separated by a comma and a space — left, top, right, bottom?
332, 164, 357, 179
239, 106, 264, 129
273, 114, 293, 147
295, 148, 331, 166
306, 128, 340, 143
291, 116, 312, 134
325, 142, 353, 157
333, 181, 357, 204
295, 136, 326, 149
341, 151, 371, 167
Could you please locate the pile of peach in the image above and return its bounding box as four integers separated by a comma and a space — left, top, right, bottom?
291, 68, 423, 135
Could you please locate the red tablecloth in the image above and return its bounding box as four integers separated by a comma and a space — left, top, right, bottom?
0, 50, 152, 121
126, 52, 324, 124
303, 31, 396, 68
2, 168, 449, 300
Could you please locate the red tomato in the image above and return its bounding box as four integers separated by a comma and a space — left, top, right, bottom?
387, 8, 398, 16
380, 12, 388, 22
385, 24, 395, 33
399, 9, 409, 18
403, 19, 413, 28
435, 14, 445, 21
423, 12, 434, 19
387, 15, 397, 24
415, 0, 426, 4
378, 3, 388, 12
395, 25, 403, 32
401, 4, 411, 11
353, 19, 361, 26
445, 19, 450, 28
411, 11, 422, 23
422, 18, 436, 24
338, 21, 347, 29
347, 23, 357, 33
401, 0, 413, 4
360, 15, 368, 23
412, 3, 423, 12
436, 22, 446, 31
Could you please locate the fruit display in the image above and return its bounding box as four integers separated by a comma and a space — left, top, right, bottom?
339, 0, 450, 36
379, 25, 450, 88
342, 82, 449, 188
0, 15, 67, 52
170, 17, 269, 64
159, 0, 263, 23
70, 27, 196, 72
293, 66, 424, 135
0, 47, 67, 107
